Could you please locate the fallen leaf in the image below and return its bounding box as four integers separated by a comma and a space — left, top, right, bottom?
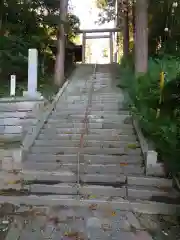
111, 211, 116, 216
7, 180, 20, 184
89, 195, 96, 199
89, 204, 97, 210
127, 143, 138, 149
120, 163, 128, 166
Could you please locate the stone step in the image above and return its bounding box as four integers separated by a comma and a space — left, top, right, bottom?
0, 118, 37, 126
40, 127, 135, 135
68, 91, 118, 95
57, 100, 121, 104
90, 97, 123, 100
127, 185, 180, 201
0, 195, 179, 215
0, 134, 22, 141
0, 171, 126, 184
30, 146, 141, 155
23, 163, 144, 175
34, 139, 139, 148
56, 106, 123, 111
43, 122, 133, 130
51, 110, 130, 116
127, 176, 173, 188
0, 125, 23, 134
0, 108, 33, 112
1, 183, 178, 202
47, 118, 132, 124
61, 97, 123, 102
43, 122, 103, 129
0, 101, 39, 108
49, 114, 129, 121
30, 184, 126, 197
0, 175, 173, 194
26, 154, 141, 164
0, 112, 35, 119
56, 102, 122, 107
38, 133, 136, 141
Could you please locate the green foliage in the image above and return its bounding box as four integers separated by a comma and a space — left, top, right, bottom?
120, 56, 180, 174
0, 0, 80, 84
148, 0, 180, 56
95, 0, 115, 9
96, 0, 180, 57
95, 0, 116, 24
102, 48, 108, 57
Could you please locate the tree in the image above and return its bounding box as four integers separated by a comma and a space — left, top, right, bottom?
135, 0, 148, 74
96, 0, 130, 57
54, 0, 68, 86
148, 0, 179, 56
95, 0, 116, 24
0, 0, 79, 81
122, 0, 130, 57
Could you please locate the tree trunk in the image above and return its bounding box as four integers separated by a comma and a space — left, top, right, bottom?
0, 0, 3, 75
132, 0, 135, 41
123, 0, 129, 58
135, 0, 148, 75
54, 0, 68, 86
0, 0, 3, 33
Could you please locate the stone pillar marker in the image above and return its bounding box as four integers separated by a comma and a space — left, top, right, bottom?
23, 48, 42, 99
28, 48, 38, 96
10, 75, 16, 96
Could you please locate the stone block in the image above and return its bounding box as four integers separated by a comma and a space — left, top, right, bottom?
126, 212, 142, 229
23, 90, 42, 99
133, 231, 153, 240
127, 186, 169, 200
12, 148, 23, 163
30, 184, 77, 195
127, 176, 172, 188
132, 118, 163, 176
4, 126, 23, 134
1, 148, 23, 171
146, 150, 158, 166
1, 156, 13, 171
146, 163, 165, 177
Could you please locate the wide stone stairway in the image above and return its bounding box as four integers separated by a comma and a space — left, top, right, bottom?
1, 64, 180, 239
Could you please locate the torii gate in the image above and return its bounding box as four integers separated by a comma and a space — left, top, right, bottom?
76, 28, 121, 64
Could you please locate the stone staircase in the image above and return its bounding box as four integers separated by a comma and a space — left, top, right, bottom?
1, 64, 180, 240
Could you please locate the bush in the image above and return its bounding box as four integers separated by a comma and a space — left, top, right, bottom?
120, 56, 180, 174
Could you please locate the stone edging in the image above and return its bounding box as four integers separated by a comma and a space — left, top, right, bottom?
132, 116, 165, 177
20, 80, 70, 163
173, 174, 180, 192
0, 96, 44, 103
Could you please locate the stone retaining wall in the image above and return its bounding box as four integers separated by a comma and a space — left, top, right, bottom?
0, 97, 47, 171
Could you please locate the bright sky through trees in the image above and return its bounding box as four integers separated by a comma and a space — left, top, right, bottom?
71, 0, 114, 63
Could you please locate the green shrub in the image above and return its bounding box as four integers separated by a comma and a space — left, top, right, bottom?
120, 56, 180, 174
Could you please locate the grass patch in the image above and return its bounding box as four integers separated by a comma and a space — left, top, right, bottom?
0, 64, 75, 100
0, 76, 58, 100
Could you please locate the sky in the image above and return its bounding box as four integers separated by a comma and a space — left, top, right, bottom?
71, 0, 113, 29
70, 0, 114, 63
71, 0, 97, 29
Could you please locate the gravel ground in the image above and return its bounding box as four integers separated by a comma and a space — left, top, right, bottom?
136, 213, 180, 240
0, 203, 180, 240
